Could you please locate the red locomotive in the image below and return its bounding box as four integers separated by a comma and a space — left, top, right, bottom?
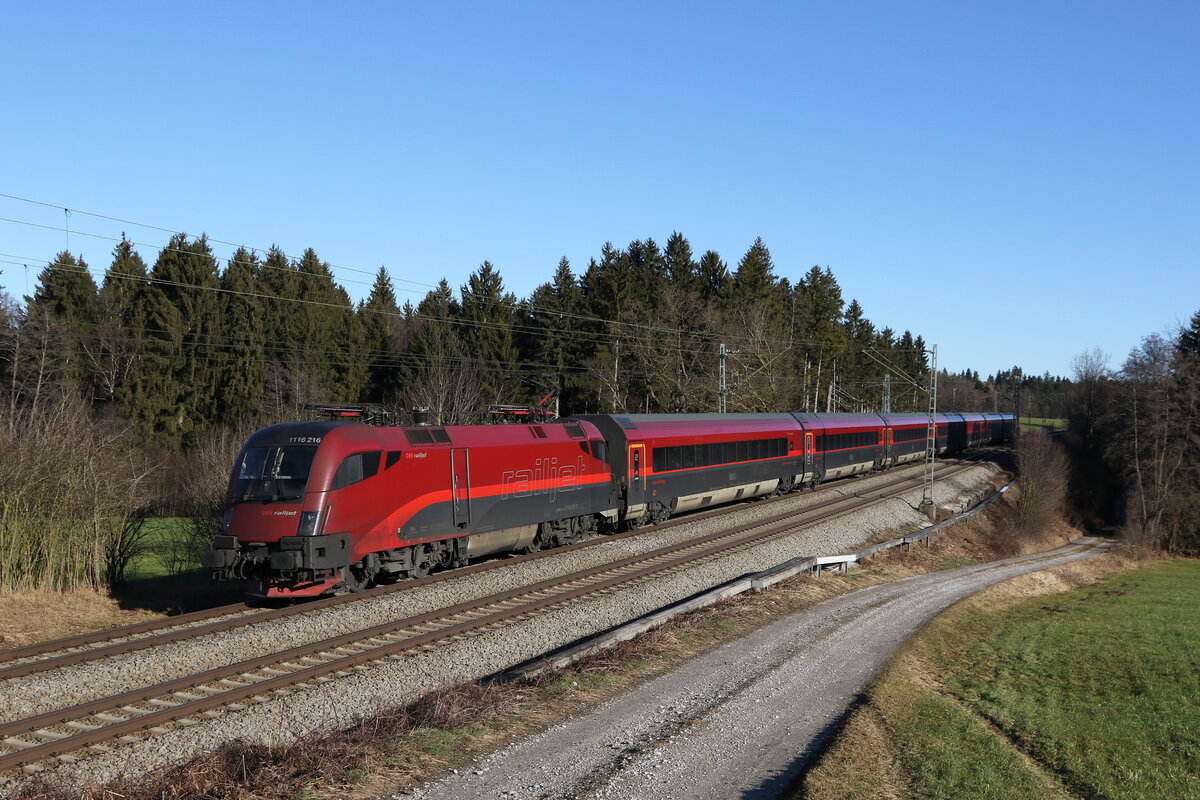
202, 410, 1013, 597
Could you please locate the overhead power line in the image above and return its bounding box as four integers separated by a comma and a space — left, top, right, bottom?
0, 196, 796, 347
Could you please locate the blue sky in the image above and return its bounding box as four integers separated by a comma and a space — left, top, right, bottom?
1, 1, 1195, 379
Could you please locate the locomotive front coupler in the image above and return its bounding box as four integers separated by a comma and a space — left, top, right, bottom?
201, 533, 351, 581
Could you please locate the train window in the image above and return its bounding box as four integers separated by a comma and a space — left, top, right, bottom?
648, 437, 789, 471
430, 428, 451, 444
234, 446, 317, 502
332, 451, 381, 490
590, 440, 607, 462
682, 446, 696, 469
385, 451, 402, 469
667, 447, 681, 470
405, 429, 434, 445
564, 423, 585, 438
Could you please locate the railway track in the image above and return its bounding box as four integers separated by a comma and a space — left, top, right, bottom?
0, 453, 990, 681
0, 456, 992, 775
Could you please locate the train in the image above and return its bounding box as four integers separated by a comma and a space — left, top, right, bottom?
201, 411, 1015, 597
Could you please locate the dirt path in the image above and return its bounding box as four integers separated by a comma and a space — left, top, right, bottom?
398, 537, 1108, 800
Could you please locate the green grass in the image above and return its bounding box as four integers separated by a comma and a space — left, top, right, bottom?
125, 517, 194, 580
935, 563, 1200, 800
1019, 417, 1065, 432
804, 561, 1200, 800
889, 693, 1071, 800
117, 517, 248, 612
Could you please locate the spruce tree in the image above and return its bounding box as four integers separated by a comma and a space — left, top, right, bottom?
217, 247, 265, 423
731, 238, 780, 309
529, 257, 588, 412
294, 248, 366, 403
625, 238, 668, 311
460, 261, 518, 402
125, 279, 185, 445
360, 266, 403, 402
256, 246, 304, 412
697, 250, 729, 300
664, 232, 698, 293
31, 251, 99, 321
99, 237, 149, 406
27, 251, 99, 400
149, 234, 222, 446
840, 299, 876, 411
1179, 309, 1200, 355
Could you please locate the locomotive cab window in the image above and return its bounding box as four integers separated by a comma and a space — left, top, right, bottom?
332, 451, 382, 490
234, 446, 317, 503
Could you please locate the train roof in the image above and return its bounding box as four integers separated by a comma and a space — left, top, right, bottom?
243, 419, 605, 451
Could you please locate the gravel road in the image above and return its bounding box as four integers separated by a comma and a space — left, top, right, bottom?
400, 536, 1108, 800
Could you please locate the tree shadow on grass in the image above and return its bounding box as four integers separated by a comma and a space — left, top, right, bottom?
113, 568, 252, 614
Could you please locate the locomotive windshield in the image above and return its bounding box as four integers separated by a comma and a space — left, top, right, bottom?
233, 445, 317, 503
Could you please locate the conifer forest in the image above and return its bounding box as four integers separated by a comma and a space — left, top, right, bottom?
3, 230, 1194, 593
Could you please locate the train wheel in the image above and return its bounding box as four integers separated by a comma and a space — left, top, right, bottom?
339, 564, 370, 593
406, 543, 439, 578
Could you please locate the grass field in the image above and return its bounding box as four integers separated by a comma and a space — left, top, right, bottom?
119, 517, 247, 611
1019, 416, 1066, 432
124, 517, 187, 580
803, 560, 1200, 800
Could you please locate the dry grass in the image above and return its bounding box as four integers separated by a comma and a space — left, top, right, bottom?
0, 589, 163, 650
14, 488, 1103, 800
802, 705, 907, 800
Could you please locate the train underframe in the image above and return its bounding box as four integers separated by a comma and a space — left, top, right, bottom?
202, 512, 612, 598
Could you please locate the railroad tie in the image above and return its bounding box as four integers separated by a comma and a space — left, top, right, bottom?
63, 721, 102, 731
2, 737, 36, 750
31, 729, 69, 741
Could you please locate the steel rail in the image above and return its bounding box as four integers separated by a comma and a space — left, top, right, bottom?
0, 454, 991, 680
0, 459, 982, 773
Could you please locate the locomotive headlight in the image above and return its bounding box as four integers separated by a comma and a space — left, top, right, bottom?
296, 510, 322, 537
221, 509, 232, 534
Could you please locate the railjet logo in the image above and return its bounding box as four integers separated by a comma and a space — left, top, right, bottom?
501, 456, 586, 501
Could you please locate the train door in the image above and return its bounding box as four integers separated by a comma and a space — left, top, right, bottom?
451, 448, 471, 528
627, 443, 646, 496
804, 432, 814, 480
884, 427, 893, 466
